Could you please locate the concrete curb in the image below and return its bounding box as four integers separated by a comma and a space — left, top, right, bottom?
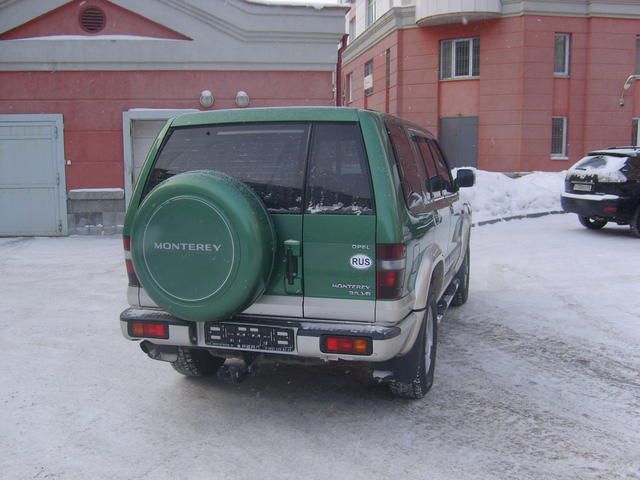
473, 210, 567, 227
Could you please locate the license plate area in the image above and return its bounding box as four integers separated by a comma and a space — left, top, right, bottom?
204, 322, 295, 352
572, 183, 593, 192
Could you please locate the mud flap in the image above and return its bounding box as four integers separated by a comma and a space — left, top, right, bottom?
373, 316, 425, 383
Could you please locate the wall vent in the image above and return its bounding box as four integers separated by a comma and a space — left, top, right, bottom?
79, 7, 106, 33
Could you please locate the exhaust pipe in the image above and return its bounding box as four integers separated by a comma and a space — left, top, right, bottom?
140, 341, 178, 362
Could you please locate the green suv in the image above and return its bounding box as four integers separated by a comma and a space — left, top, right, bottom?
120, 107, 474, 399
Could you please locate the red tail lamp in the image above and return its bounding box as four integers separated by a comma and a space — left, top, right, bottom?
376, 243, 406, 299
128, 321, 169, 339
123, 235, 140, 287
321, 335, 372, 355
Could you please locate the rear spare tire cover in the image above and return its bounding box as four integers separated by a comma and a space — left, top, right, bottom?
131, 171, 276, 322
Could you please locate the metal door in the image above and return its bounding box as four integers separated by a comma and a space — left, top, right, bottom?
439, 116, 478, 168
131, 120, 168, 188
0, 115, 67, 236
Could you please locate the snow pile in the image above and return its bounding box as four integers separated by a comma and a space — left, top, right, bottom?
458, 169, 566, 224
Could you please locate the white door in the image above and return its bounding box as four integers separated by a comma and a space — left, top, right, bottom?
0, 115, 67, 236
131, 120, 168, 188
123, 109, 197, 205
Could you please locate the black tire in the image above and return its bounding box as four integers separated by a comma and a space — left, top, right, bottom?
171, 347, 225, 377
578, 215, 607, 230
451, 245, 470, 306
388, 294, 438, 399
630, 206, 640, 238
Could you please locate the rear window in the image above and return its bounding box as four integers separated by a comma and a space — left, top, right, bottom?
305, 123, 374, 215
144, 123, 310, 213
570, 154, 629, 183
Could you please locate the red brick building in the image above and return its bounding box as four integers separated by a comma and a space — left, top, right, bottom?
0, 0, 346, 235
341, 0, 640, 172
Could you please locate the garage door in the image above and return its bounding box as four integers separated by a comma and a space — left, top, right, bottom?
0, 115, 67, 236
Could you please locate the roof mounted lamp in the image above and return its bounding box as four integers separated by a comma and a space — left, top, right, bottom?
619, 75, 640, 107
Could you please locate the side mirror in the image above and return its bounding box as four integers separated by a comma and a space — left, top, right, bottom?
455, 168, 475, 188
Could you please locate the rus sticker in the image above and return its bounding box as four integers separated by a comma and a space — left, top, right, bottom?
349, 254, 373, 270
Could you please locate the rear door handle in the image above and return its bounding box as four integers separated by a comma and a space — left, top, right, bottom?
284, 239, 302, 294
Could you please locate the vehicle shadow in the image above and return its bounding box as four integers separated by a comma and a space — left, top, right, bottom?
183, 358, 395, 403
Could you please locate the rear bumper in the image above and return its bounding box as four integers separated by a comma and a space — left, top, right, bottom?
561, 192, 636, 221
120, 307, 422, 362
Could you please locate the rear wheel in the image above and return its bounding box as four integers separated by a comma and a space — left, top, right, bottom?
388, 294, 438, 399
171, 347, 225, 377
630, 206, 640, 238
578, 215, 607, 230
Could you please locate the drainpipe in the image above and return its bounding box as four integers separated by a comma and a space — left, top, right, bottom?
336, 34, 349, 106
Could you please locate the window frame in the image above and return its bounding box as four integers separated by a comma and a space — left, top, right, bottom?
364, 60, 374, 97
440, 37, 480, 81
554, 33, 571, 77
632, 118, 639, 146
345, 72, 353, 104
636, 36, 640, 75
304, 122, 375, 216
551, 116, 568, 159
365, 0, 376, 28
348, 17, 356, 44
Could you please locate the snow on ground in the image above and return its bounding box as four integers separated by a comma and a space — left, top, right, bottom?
458, 170, 566, 224
0, 215, 638, 479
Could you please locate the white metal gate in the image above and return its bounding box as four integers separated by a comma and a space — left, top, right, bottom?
0, 115, 67, 236
122, 109, 197, 205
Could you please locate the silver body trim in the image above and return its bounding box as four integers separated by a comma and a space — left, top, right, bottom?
241, 295, 302, 317
304, 297, 374, 322
120, 310, 422, 362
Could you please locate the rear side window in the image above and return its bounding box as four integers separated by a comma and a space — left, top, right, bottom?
387, 122, 430, 212
427, 140, 454, 193
305, 123, 374, 215
144, 123, 310, 213
413, 136, 439, 198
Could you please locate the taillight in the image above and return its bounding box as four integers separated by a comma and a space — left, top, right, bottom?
128, 321, 169, 339
123, 235, 140, 287
321, 335, 372, 355
376, 243, 406, 299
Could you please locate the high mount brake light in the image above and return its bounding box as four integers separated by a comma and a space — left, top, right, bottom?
376, 243, 406, 299
123, 236, 140, 287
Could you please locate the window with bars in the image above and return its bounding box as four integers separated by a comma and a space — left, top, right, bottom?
366, 0, 376, 28
554, 33, 571, 76
364, 60, 373, 96
551, 117, 568, 158
440, 38, 480, 80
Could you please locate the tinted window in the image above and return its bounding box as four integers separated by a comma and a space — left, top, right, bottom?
414, 136, 438, 198
387, 122, 430, 212
305, 123, 373, 215
427, 139, 454, 192
144, 123, 310, 213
